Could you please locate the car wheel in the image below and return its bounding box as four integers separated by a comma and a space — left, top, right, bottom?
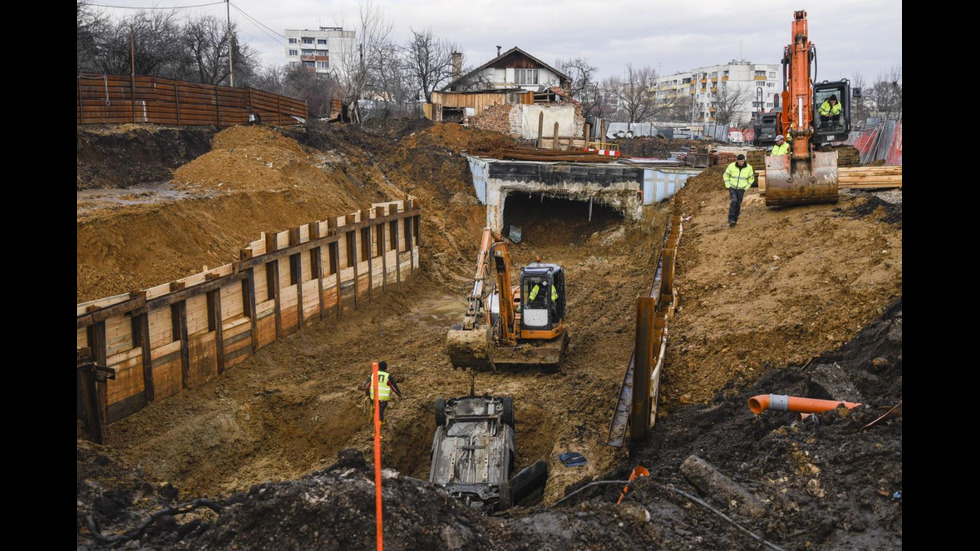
498, 481, 513, 510
501, 396, 514, 427
435, 398, 446, 426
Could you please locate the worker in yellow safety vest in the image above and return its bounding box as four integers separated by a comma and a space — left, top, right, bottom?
527, 280, 558, 307
723, 154, 755, 227
771, 135, 789, 156
818, 95, 842, 128
362, 361, 402, 423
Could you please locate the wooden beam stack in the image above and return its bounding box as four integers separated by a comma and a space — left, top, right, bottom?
757, 165, 902, 191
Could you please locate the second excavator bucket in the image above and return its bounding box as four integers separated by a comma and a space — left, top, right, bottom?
447, 324, 569, 371
764, 151, 839, 207
491, 331, 569, 370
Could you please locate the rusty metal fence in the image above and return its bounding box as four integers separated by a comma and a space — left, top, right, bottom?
76, 74, 307, 127
608, 213, 682, 447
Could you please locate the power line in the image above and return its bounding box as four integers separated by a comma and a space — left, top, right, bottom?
87, 1, 225, 9
230, 2, 286, 40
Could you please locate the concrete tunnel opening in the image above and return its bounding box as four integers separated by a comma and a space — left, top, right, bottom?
502, 192, 624, 246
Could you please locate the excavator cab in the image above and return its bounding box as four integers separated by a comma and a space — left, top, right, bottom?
519, 264, 565, 331
812, 80, 851, 145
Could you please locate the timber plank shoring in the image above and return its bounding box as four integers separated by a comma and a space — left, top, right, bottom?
78, 205, 421, 425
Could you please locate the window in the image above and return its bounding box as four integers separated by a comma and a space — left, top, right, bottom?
317, 39, 327, 44
755, 70, 767, 78
288, 38, 297, 44
302, 37, 313, 44
302, 49, 315, 56
288, 49, 298, 56
303, 61, 314, 68
769, 72, 776, 78
515, 69, 539, 85
316, 61, 329, 69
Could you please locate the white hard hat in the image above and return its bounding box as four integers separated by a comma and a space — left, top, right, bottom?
776, 135, 784, 141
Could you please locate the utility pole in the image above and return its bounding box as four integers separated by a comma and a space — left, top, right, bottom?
226, 0, 234, 87
130, 24, 136, 124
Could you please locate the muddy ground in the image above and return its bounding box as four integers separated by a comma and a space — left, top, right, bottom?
77, 120, 902, 550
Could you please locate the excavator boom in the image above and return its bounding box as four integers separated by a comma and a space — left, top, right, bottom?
765, 10, 842, 207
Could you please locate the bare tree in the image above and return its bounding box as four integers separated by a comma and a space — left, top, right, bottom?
77, 1, 109, 73
281, 64, 338, 118
90, 10, 185, 78
606, 65, 658, 128
332, 0, 392, 123
182, 16, 225, 84
848, 73, 870, 128
556, 57, 603, 117
660, 96, 695, 123
79, 7, 258, 86
403, 28, 458, 102
866, 65, 902, 121
251, 65, 286, 95
712, 84, 752, 126
364, 38, 412, 118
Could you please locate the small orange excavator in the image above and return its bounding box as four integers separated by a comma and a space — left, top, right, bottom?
446, 227, 569, 370
765, 10, 852, 207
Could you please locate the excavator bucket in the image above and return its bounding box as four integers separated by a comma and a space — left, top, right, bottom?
491, 331, 569, 370
446, 324, 493, 370
764, 151, 839, 207
447, 326, 569, 371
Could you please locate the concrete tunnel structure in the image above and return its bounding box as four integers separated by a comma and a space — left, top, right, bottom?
465, 155, 702, 232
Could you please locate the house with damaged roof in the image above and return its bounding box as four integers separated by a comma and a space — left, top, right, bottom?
427, 47, 585, 146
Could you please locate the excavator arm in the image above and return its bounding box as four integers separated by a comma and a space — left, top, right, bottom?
765, 10, 840, 208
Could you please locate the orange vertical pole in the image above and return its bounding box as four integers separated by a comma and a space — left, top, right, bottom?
372, 361, 384, 550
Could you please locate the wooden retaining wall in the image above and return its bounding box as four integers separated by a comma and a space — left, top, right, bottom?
76, 74, 307, 126
76, 200, 421, 442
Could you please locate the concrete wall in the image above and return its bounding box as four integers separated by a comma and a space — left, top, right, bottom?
466, 156, 701, 230
511, 104, 582, 140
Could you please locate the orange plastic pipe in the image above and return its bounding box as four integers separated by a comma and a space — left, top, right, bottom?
748, 394, 861, 414
372, 362, 384, 551
617, 466, 650, 505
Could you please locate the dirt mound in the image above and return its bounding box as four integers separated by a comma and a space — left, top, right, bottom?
77, 124, 216, 190
661, 165, 902, 406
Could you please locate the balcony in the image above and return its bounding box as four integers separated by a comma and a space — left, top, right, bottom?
300, 55, 315, 62
754, 75, 767, 80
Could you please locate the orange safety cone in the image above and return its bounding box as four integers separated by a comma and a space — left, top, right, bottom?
617, 466, 650, 505
748, 394, 861, 415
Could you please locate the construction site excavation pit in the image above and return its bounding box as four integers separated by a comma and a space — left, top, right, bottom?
99, 179, 669, 510
79, 121, 901, 549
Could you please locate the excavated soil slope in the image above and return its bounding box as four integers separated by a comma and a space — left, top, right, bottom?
77, 123, 901, 550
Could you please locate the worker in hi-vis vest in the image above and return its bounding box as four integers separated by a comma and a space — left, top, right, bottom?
723, 154, 755, 228
527, 280, 558, 307
771, 134, 789, 156
362, 361, 402, 423
818, 95, 842, 128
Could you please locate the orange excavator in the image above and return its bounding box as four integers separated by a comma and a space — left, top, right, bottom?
446, 228, 569, 370
765, 10, 852, 207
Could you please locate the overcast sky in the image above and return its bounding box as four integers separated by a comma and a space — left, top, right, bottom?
91, 0, 902, 84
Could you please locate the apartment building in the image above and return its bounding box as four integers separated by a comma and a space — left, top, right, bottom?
284, 27, 356, 74
652, 60, 780, 125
